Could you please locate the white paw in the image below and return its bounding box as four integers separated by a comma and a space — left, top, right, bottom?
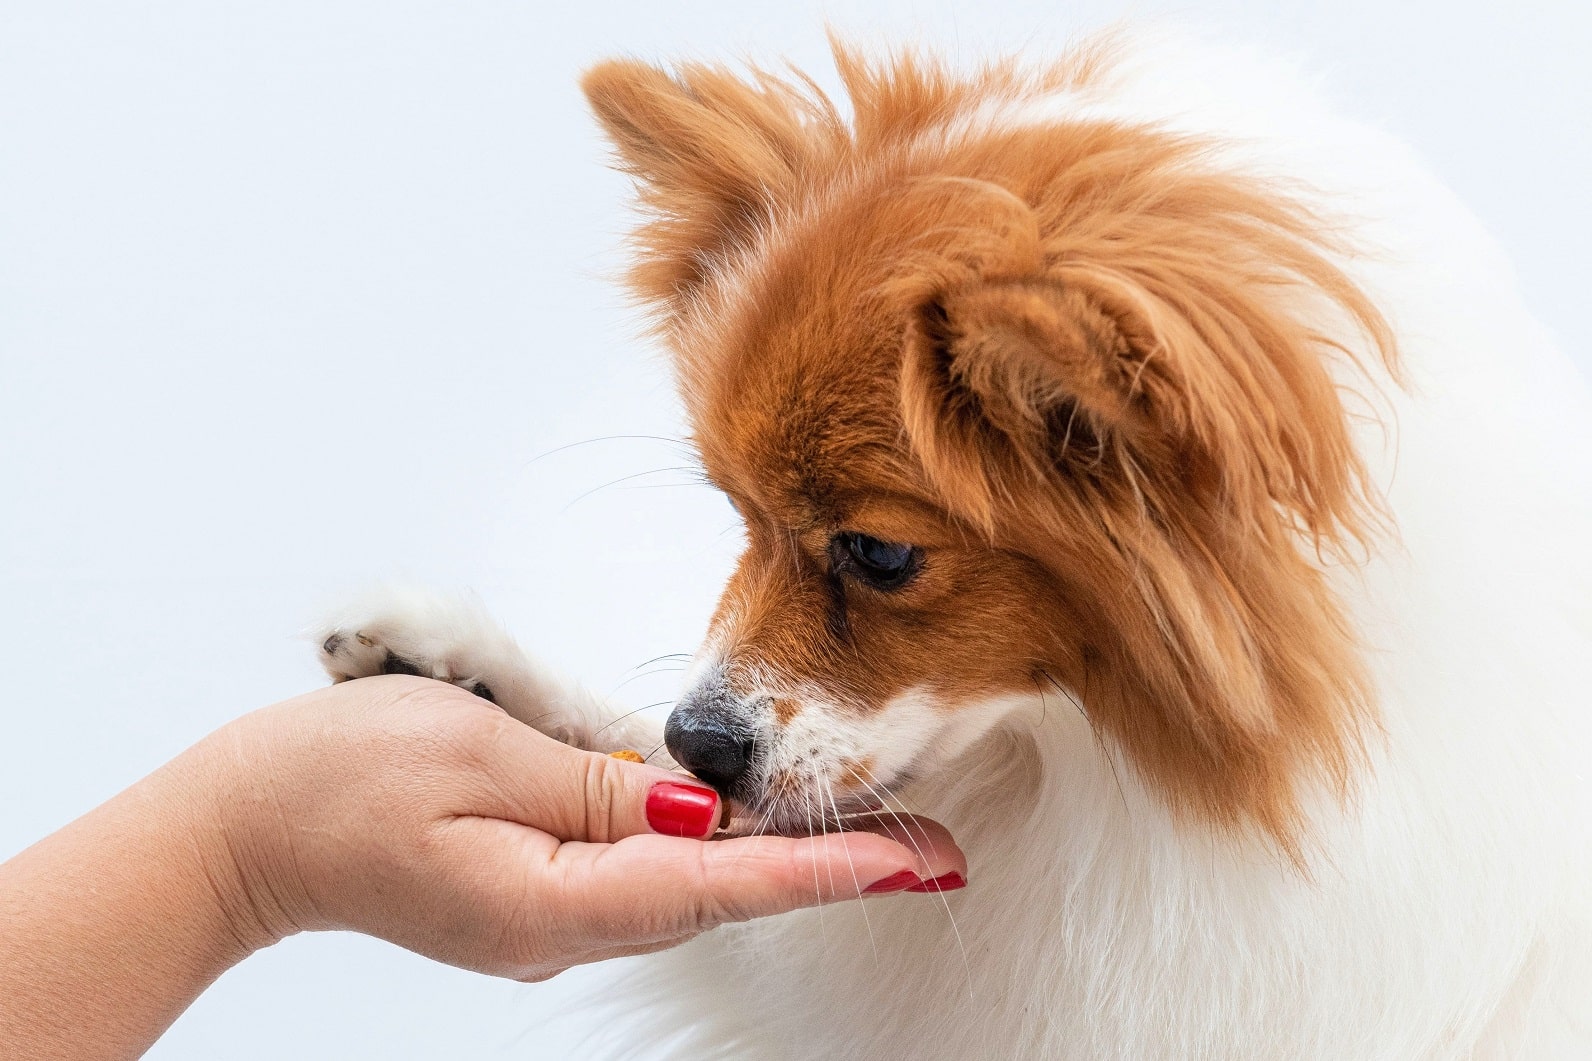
314, 586, 597, 748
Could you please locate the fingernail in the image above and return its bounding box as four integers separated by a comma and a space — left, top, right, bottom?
862, 869, 922, 895
905, 871, 966, 893
646, 782, 720, 838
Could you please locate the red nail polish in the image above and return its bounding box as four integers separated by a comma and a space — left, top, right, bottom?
646, 782, 720, 838
862, 869, 922, 895
905, 871, 966, 893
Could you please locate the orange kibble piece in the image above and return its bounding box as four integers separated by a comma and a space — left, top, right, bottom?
609, 749, 646, 763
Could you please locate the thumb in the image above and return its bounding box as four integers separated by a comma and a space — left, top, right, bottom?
465, 714, 723, 842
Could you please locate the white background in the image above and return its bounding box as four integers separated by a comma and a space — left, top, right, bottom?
2, 2, 1588, 1057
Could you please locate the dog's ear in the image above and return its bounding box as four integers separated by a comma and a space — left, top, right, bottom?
582, 59, 837, 306
899, 274, 1169, 529
899, 254, 1387, 556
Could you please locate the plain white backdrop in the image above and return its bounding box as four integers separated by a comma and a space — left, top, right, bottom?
2, 2, 1588, 1057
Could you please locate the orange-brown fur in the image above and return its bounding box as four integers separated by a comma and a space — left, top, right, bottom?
583, 40, 1398, 856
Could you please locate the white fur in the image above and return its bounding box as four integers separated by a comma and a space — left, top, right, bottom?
326, 29, 1592, 1058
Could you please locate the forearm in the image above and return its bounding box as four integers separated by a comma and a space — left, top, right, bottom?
0, 748, 267, 1060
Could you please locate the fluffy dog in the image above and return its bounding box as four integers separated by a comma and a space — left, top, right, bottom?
320, 29, 1592, 1058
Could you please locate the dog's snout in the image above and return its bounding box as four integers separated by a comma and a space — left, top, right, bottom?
665, 682, 756, 797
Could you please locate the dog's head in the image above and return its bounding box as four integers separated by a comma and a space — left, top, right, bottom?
584, 42, 1396, 855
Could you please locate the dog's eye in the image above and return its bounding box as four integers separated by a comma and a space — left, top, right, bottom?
831, 532, 920, 590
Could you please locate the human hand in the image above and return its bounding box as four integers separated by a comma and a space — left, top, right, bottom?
192, 675, 965, 982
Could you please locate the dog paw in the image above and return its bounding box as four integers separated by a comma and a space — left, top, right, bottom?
314, 587, 596, 747
319, 627, 499, 702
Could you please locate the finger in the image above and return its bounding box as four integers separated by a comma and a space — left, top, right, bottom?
822, 812, 967, 883
551, 818, 967, 942
456, 711, 723, 843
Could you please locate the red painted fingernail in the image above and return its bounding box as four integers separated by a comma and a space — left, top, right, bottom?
862, 869, 922, 895
645, 782, 720, 838
905, 871, 966, 893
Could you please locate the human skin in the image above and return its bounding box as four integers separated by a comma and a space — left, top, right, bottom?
0, 676, 964, 1060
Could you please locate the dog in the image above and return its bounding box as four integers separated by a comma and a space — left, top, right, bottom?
318, 28, 1592, 1059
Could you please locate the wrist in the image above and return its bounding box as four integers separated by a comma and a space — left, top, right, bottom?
171, 719, 310, 954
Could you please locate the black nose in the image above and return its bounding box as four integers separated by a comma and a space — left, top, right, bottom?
665, 701, 755, 797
